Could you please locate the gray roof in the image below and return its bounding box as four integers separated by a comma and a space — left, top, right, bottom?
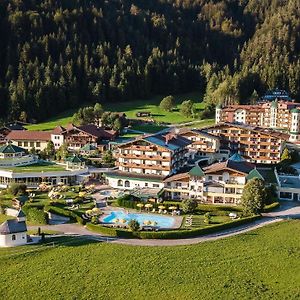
0, 220, 27, 235
143, 133, 191, 151
278, 176, 300, 189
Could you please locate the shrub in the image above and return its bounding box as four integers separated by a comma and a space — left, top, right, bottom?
128, 219, 140, 232
91, 216, 99, 224
204, 212, 212, 224
263, 202, 280, 212
117, 195, 140, 209
22, 206, 47, 225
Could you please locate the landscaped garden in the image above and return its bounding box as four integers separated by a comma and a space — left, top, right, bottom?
0, 184, 96, 226
0, 220, 299, 299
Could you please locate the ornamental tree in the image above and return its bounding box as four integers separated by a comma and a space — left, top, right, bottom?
182, 199, 198, 213
241, 178, 267, 215
159, 95, 175, 112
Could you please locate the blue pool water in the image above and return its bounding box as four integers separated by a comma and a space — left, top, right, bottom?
102, 211, 175, 228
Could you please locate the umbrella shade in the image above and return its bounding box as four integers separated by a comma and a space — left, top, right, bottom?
145, 203, 153, 208
158, 205, 166, 209
114, 218, 120, 223
169, 206, 177, 210
151, 221, 158, 226
143, 220, 151, 225
58, 182, 64, 186
136, 203, 144, 208
92, 208, 101, 215
120, 219, 127, 223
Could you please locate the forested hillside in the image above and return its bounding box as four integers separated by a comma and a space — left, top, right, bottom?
0, 0, 299, 122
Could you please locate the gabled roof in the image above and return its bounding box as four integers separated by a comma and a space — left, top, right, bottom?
66, 154, 85, 163
6, 130, 51, 141
246, 169, 264, 181
0, 144, 25, 154
79, 124, 117, 139
163, 172, 190, 183
0, 220, 27, 235
189, 165, 205, 177
229, 153, 245, 162
204, 157, 255, 175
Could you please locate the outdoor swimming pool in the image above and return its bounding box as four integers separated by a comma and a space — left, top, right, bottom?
102, 211, 175, 228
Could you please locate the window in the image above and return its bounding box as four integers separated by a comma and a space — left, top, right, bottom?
36, 142, 41, 147
208, 176, 213, 180
153, 184, 159, 188
30, 142, 34, 147
279, 192, 292, 199
12, 234, 16, 241
124, 180, 130, 187
18, 142, 22, 146
24, 142, 28, 147
117, 180, 123, 187
218, 176, 222, 181
145, 183, 148, 187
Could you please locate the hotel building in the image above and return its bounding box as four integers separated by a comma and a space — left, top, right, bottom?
202, 123, 289, 164
105, 132, 191, 189
164, 154, 267, 204
216, 100, 300, 142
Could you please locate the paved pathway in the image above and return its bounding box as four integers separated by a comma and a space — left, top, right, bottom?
29, 202, 300, 247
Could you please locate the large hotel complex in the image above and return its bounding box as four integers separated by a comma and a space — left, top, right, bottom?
1, 93, 300, 204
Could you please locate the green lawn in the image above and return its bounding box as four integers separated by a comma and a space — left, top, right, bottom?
26, 92, 206, 131
0, 220, 299, 299
5, 162, 66, 173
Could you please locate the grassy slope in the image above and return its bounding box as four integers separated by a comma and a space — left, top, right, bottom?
1, 221, 300, 299
25, 92, 213, 131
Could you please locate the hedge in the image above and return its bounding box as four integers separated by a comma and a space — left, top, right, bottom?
86, 215, 260, 239
263, 202, 280, 212
45, 205, 85, 225
22, 206, 48, 225
86, 224, 135, 238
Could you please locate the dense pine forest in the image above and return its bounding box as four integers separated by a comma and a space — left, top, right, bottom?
0, 0, 299, 122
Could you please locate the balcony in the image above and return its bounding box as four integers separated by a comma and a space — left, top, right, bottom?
116, 162, 170, 171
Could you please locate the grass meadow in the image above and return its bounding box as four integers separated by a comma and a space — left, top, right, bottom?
0, 220, 299, 299
25, 92, 212, 131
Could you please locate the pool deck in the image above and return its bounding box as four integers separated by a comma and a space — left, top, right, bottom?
100, 206, 183, 229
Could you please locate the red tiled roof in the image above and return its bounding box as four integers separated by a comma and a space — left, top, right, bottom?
6, 130, 51, 141
52, 126, 65, 134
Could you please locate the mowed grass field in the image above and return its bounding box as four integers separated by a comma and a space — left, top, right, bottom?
1, 220, 300, 299
25, 92, 212, 131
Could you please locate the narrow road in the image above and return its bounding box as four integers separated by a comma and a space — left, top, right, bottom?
29, 202, 300, 247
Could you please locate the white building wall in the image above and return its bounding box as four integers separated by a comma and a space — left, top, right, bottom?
0, 232, 27, 247
107, 177, 164, 190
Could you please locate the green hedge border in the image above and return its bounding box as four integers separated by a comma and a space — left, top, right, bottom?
263, 202, 280, 212
45, 205, 85, 225
86, 215, 261, 239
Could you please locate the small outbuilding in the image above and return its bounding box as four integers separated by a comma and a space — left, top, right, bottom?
0, 218, 28, 247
